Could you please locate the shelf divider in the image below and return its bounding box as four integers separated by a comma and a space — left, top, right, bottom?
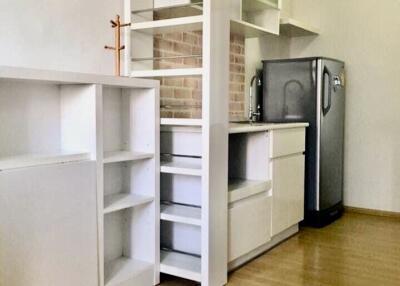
103, 151, 154, 164
161, 203, 201, 226
104, 257, 153, 286
104, 193, 154, 214
131, 15, 203, 34
160, 250, 201, 282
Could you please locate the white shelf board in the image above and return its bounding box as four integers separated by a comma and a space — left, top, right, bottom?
130, 68, 203, 78
104, 193, 154, 214
161, 118, 202, 126
131, 15, 203, 34
242, 0, 280, 12
103, 151, 154, 164
161, 203, 201, 226
0, 151, 90, 171
160, 250, 201, 282
104, 257, 153, 286
161, 160, 202, 176
280, 17, 320, 37
228, 178, 271, 203
230, 19, 278, 38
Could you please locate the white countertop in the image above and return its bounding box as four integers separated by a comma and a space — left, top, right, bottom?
229, 122, 309, 134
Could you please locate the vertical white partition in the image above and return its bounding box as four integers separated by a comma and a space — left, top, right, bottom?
123, 0, 229, 284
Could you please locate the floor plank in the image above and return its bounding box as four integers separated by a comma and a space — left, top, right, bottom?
160, 212, 400, 285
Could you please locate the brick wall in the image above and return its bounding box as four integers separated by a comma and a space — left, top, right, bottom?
154, 30, 246, 120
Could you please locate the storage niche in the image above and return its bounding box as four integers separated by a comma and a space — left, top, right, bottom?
0, 79, 97, 169
103, 86, 156, 160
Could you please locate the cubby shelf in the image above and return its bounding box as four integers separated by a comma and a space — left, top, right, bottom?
230, 19, 278, 38
161, 203, 201, 226
160, 250, 201, 282
104, 193, 154, 214
131, 15, 203, 34
0, 152, 91, 171
228, 178, 271, 203
103, 151, 154, 164
161, 160, 202, 176
130, 68, 203, 78
280, 17, 320, 37
242, 0, 280, 12
104, 257, 153, 286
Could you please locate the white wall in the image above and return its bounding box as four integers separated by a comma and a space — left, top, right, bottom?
0, 0, 123, 75
290, 0, 400, 212
248, 0, 400, 212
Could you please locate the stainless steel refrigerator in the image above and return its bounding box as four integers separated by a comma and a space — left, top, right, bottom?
262, 57, 345, 227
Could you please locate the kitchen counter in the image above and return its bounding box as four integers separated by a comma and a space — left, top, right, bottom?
229, 122, 309, 134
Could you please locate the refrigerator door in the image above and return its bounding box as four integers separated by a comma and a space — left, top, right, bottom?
317, 59, 345, 210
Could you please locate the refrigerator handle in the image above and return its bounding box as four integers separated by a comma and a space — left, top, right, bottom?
322, 66, 332, 115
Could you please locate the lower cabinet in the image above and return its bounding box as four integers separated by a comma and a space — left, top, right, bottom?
228, 193, 271, 262
0, 162, 98, 286
271, 154, 305, 236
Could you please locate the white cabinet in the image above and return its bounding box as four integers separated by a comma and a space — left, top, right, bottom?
0, 67, 160, 286
270, 128, 306, 236
0, 162, 98, 286
228, 193, 271, 262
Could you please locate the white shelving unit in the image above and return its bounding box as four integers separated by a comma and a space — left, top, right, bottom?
124, 1, 230, 284
0, 66, 160, 286
230, 0, 281, 38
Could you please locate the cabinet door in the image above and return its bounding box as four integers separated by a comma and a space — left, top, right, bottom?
0, 162, 98, 286
271, 154, 305, 236
228, 194, 271, 262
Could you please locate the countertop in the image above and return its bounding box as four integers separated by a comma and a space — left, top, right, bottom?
229, 122, 309, 134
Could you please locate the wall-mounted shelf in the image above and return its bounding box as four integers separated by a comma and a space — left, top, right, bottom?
228, 179, 271, 203
104, 193, 154, 214
104, 257, 153, 286
103, 151, 154, 164
279, 17, 320, 37
0, 152, 90, 171
131, 15, 203, 34
160, 250, 201, 282
130, 68, 203, 78
242, 0, 280, 12
161, 203, 201, 226
230, 19, 278, 38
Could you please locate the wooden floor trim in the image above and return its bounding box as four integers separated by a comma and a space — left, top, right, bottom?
345, 205, 400, 218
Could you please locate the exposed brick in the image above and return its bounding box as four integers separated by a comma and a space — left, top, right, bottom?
154, 21, 245, 119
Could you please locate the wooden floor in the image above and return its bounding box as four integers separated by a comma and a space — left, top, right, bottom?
160, 212, 400, 286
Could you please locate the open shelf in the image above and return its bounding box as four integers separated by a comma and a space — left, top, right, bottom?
280, 17, 320, 37
230, 19, 278, 38
0, 151, 90, 171
103, 151, 154, 164
130, 68, 203, 78
160, 250, 201, 282
104, 257, 153, 286
104, 193, 154, 214
228, 178, 271, 203
242, 0, 280, 12
161, 203, 201, 226
161, 157, 202, 176
131, 15, 203, 34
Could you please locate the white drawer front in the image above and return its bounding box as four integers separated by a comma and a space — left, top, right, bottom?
270, 128, 306, 158
228, 194, 271, 262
